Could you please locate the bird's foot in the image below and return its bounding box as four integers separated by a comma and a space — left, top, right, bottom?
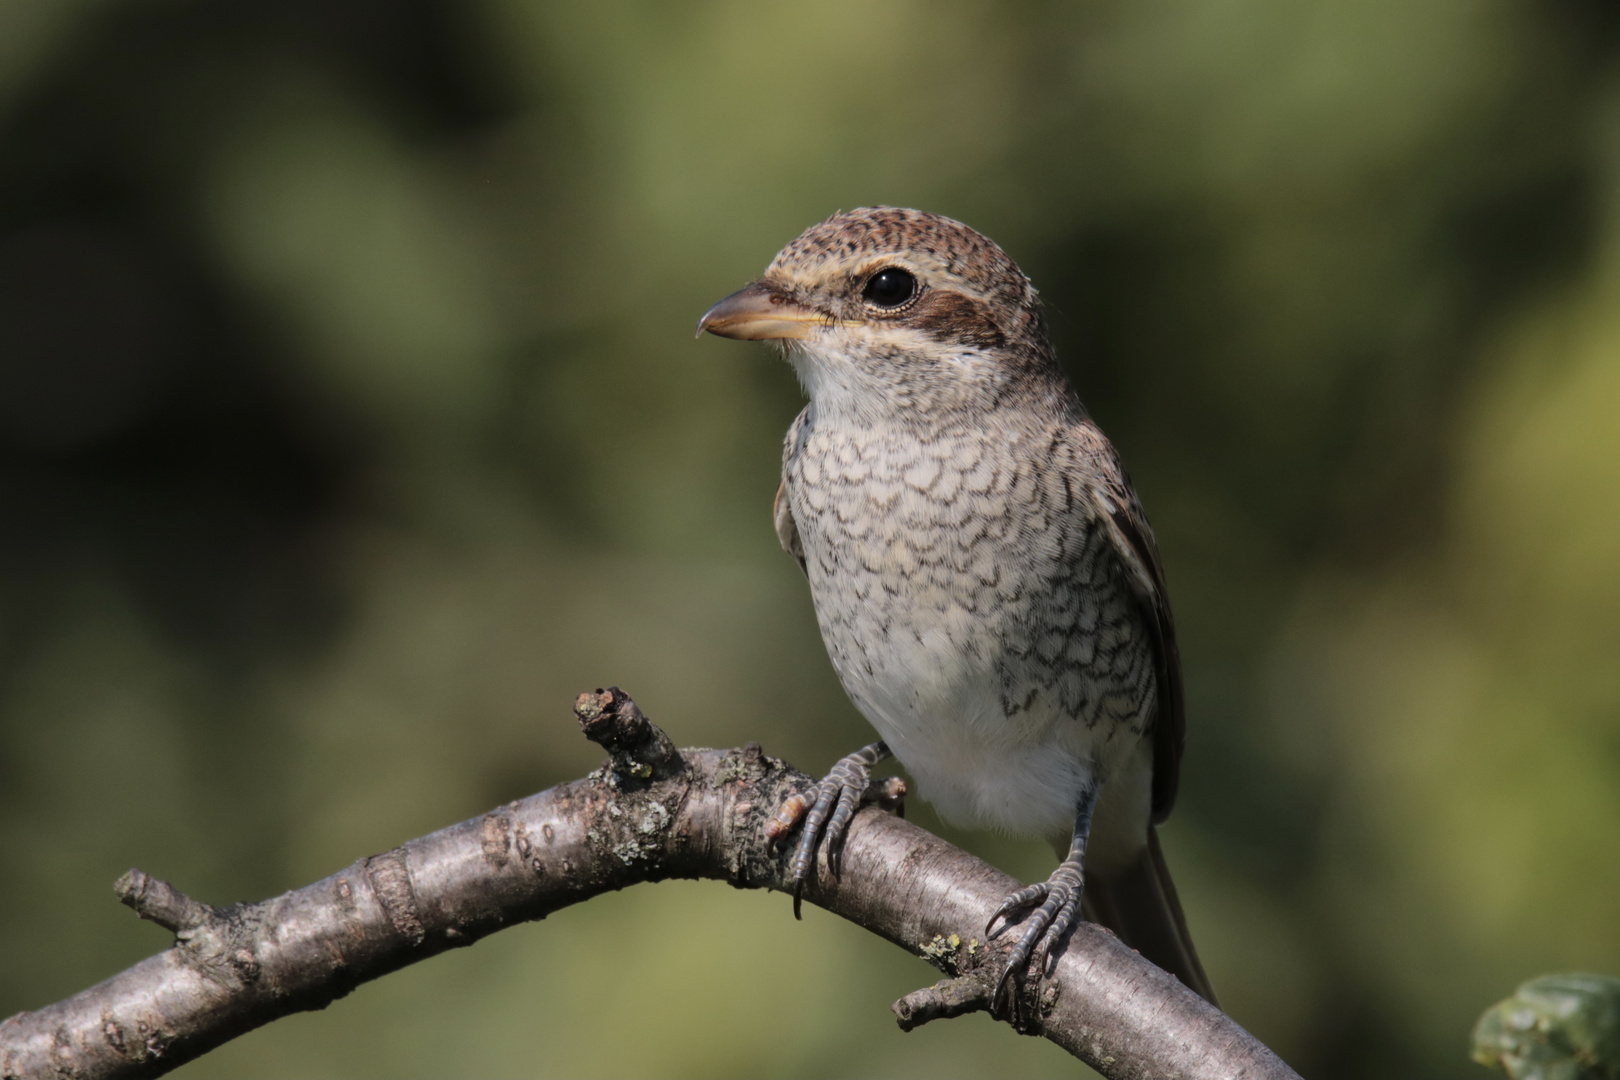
985, 859, 1086, 1009
765, 774, 905, 843
766, 740, 891, 918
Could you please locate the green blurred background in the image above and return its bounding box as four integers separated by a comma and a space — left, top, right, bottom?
2, 1, 1618, 1076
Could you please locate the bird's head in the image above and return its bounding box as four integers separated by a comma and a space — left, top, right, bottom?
698, 207, 1062, 419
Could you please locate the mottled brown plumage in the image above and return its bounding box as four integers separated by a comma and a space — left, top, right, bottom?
699, 207, 1213, 1005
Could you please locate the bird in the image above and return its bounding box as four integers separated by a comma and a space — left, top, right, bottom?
696, 206, 1215, 1005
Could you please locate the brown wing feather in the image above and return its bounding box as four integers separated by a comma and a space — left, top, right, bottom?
1085, 447, 1186, 824
774, 477, 807, 574
1070, 426, 1211, 1001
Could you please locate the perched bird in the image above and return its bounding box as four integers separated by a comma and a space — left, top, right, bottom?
697, 207, 1215, 1004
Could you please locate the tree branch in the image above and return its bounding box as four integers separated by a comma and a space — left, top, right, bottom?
0, 688, 1298, 1080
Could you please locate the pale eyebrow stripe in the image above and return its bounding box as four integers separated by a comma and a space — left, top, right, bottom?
772, 254, 1004, 308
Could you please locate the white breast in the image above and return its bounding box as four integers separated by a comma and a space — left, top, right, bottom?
788, 419, 1143, 839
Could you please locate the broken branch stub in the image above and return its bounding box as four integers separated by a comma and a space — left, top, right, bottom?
575, 686, 683, 783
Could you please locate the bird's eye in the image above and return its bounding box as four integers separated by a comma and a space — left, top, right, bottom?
862, 267, 917, 308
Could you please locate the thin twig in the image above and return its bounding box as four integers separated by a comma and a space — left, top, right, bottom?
0, 688, 1299, 1080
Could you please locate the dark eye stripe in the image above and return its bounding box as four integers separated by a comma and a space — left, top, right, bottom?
910, 291, 1006, 349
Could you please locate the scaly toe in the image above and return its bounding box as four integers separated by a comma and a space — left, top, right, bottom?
1037, 894, 1083, 973
764, 792, 810, 845
822, 784, 864, 877
990, 874, 1086, 1008
779, 742, 891, 921
987, 881, 1050, 937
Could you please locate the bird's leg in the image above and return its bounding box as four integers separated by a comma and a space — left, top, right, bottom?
769, 740, 890, 918
986, 784, 1099, 1006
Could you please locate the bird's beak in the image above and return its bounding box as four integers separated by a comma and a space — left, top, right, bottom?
695, 281, 825, 340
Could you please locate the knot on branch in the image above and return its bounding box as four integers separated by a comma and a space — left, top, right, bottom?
575, 687, 682, 785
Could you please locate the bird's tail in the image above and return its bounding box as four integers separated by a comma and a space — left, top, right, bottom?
1081, 827, 1218, 1006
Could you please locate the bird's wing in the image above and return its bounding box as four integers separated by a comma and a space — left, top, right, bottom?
1079, 429, 1186, 825
774, 476, 807, 574
776, 406, 812, 575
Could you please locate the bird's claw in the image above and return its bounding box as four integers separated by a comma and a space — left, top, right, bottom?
987, 864, 1086, 1009
765, 774, 904, 848
786, 773, 862, 918
772, 741, 890, 919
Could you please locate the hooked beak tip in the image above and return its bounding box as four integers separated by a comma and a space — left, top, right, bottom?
695, 281, 826, 342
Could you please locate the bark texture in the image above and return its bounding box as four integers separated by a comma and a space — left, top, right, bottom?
0, 688, 1299, 1080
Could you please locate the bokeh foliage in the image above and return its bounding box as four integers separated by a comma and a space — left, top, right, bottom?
1, 1, 1618, 1076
